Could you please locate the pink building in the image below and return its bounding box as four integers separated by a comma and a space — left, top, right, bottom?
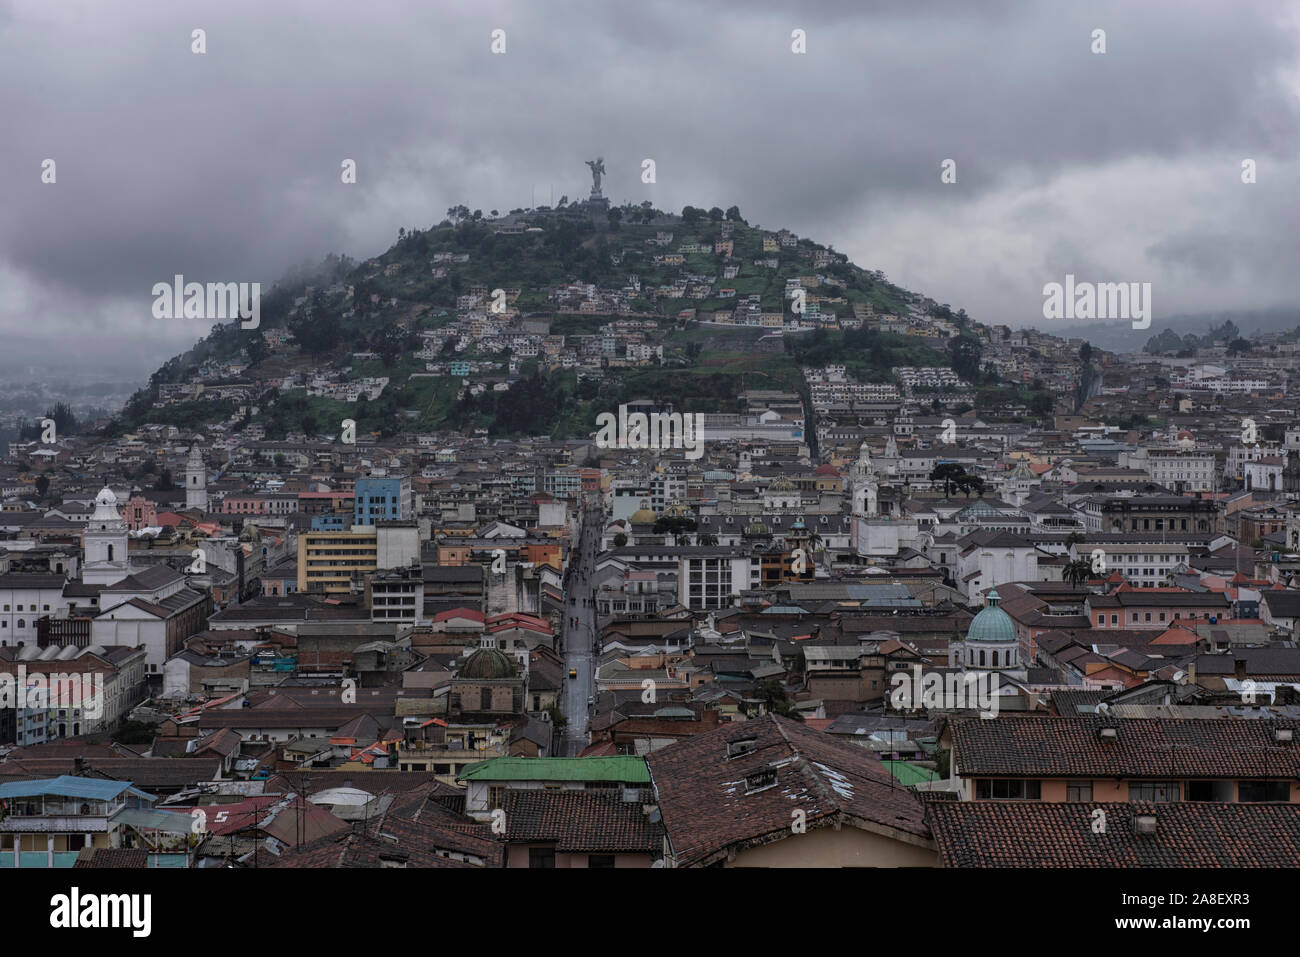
122, 495, 157, 530
222, 495, 268, 515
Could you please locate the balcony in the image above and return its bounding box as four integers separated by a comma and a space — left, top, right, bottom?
0, 816, 110, 833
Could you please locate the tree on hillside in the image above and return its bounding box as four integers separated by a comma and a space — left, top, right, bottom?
948, 335, 982, 382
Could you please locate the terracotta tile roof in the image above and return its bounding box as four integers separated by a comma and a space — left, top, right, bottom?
500, 789, 662, 853
0, 757, 222, 791
74, 848, 149, 869
927, 801, 1300, 867
952, 716, 1300, 778
645, 714, 929, 867
266, 822, 491, 868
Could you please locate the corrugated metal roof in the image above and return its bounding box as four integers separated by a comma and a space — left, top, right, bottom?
0, 775, 154, 801
111, 807, 192, 833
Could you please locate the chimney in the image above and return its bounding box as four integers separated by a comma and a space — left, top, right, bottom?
1097, 726, 1118, 742
1133, 813, 1157, 836
1234, 658, 1247, 680
1274, 728, 1294, 744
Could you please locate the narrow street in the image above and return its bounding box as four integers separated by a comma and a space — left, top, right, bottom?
560, 497, 602, 756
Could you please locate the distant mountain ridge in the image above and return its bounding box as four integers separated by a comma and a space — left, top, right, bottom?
1033, 307, 1300, 354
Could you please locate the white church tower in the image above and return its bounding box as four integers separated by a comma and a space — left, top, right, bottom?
83, 486, 130, 585
849, 440, 879, 517
185, 444, 208, 511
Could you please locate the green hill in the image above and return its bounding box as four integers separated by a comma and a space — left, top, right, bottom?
108, 203, 1003, 440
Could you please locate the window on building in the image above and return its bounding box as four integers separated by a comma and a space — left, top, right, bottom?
726, 736, 757, 759
1185, 780, 1217, 801
1238, 781, 1288, 802
528, 847, 556, 869
1067, 783, 1093, 802
975, 779, 1041, 800
1128, 781, 1179, 802
589, 855, 615, 869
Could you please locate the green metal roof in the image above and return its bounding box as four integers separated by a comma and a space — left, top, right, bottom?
457, 756, 650, 784
879, 761, 940, 786
965, 604, 1017, 643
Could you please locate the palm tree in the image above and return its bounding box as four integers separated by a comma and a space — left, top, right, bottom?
697, 532, 718, 546
1063, 558, 1094, 588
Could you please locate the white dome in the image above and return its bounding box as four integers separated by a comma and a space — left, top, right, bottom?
90, 486, 124, 525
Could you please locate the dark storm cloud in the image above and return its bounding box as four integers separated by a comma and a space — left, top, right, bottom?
0, 0, 1296, 379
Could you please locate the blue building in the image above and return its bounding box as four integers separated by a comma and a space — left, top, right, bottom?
311, 512, 349, 531
354, 476, 412, 526
0, 776, 190, 867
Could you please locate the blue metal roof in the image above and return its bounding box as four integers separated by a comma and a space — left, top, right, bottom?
0, 775, 155, 802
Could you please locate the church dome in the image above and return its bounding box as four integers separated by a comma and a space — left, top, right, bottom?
743, 519, 770, 537
95, 487, 117, 508
459, 648, 516, 680
966, 590, 1017, 643
768, 476, 796, 493
629, 499, 658, 525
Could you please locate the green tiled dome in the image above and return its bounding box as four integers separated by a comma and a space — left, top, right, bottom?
966, 590, 1016, 643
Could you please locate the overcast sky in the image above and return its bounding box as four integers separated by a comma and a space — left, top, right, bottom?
1, 0, 1297, 380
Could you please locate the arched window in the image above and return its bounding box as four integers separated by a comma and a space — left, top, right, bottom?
16, 620, 24, 629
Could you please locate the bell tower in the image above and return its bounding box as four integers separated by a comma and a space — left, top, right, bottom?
849, 441, 879, 517
84, 486, 130, 585
185, 444, 208, 511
